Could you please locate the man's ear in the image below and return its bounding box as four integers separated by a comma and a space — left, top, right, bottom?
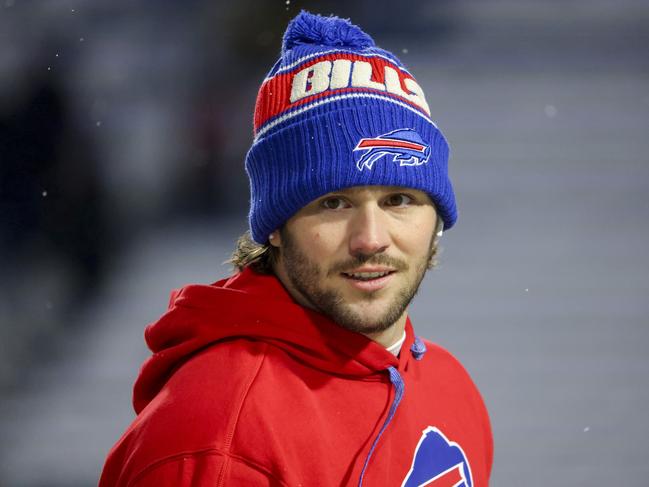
268, 230, 282, 248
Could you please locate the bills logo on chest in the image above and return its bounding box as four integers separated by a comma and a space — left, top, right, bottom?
254, 52, 433, 139
401, 426, 473, 487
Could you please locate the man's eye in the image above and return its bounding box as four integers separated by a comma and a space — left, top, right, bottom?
322, 197, 347, 210
386, 194, 412, 207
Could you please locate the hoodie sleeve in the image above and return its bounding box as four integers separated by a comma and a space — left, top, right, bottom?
129, 451, 286, 487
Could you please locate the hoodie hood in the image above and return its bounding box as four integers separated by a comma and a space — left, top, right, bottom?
133, 267, 419, 414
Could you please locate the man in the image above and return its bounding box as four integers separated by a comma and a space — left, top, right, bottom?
100, 11, 492, 486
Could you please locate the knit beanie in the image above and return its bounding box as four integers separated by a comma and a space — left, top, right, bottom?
245, 11, 456, 243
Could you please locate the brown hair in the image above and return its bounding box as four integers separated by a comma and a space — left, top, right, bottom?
229, 230, 278, 274
228, 218, 444, 273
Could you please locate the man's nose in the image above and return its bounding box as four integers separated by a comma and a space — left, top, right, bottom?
348, 205, 390, 257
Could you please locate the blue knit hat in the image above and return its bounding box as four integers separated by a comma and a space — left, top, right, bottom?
245, 11, 456, 243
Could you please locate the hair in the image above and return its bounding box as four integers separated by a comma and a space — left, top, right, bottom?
229, 230, 278, 274
228, 217, 444, 274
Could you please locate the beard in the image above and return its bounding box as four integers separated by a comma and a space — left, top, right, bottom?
278, 228, 433, 335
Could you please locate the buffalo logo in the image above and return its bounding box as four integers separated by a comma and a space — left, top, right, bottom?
401, 426, 473, 487
353, 129, 430, 171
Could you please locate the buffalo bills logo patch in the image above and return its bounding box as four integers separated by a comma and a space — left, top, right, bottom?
401, 426, 473, 487
353, 128, 430, 171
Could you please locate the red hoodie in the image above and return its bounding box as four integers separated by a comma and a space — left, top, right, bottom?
99, 267, 492, 486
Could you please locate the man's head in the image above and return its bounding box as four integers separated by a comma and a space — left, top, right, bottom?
234, 12, 456, 337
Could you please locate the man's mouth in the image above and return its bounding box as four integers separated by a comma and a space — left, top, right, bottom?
341, 269, 395, 281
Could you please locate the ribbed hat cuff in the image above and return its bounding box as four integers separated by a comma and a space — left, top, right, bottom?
246, 104, 456, 244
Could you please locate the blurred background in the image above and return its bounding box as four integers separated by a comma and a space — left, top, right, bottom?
1, 0, 648, 485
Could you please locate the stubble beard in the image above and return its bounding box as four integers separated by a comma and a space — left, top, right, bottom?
278, 229, 433, 335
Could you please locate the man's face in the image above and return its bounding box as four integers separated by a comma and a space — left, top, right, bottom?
270, 185, 438, 338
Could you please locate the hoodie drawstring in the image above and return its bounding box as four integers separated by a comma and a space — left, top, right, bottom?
358, 366, 404, 487
357, 336, 428, 485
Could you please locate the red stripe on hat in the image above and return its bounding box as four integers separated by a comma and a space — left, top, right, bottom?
253, 53, 428, 134
357, 139, 426, 151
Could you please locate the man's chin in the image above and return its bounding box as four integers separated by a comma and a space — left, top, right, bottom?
335, 319, 395, 336
325, 301, 402, 335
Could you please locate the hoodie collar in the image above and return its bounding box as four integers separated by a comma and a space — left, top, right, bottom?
133, 267, 417, 413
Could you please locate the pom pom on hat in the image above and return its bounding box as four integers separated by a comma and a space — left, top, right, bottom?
282, 10, 375, 54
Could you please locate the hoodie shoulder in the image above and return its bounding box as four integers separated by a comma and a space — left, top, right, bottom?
415, 338, 488, 400
101, 339, 269, 486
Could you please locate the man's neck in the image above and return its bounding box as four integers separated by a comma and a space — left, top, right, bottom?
363, 313, 408, 348
385, 330, 407, 356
